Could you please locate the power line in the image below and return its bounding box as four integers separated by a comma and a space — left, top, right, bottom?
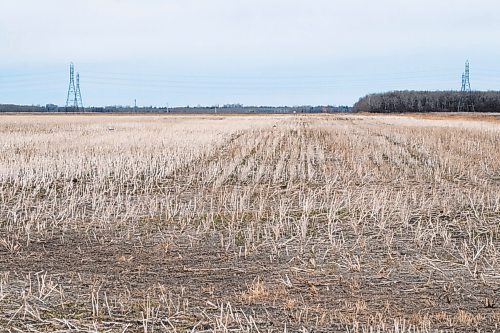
76, 72, 84, 109
458, 60, 474, 112
65, 62, 84, 111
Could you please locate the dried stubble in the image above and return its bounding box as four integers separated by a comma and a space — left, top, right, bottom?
0, 113, 499, 332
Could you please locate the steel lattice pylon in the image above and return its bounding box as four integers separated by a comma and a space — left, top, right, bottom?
65, 63, 84, 111
458, 60, 474, 112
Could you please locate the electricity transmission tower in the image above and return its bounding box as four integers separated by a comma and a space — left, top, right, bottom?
458, 60, 474, 112
65, 63, 84, 111
76, 73, 83, 109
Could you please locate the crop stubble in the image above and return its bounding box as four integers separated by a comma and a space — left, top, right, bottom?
0, 114, 499, 332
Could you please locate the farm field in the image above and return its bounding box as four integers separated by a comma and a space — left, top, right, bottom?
0, 113, 499, 332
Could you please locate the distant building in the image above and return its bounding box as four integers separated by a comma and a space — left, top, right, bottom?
46, 104, 58, 112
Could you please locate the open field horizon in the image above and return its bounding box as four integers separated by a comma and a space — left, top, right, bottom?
0, 113, 499, 332
0, 111, 499, 120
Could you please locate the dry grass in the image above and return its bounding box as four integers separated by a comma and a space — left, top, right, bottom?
407, 112, 500, 124
0, 113, 499, 332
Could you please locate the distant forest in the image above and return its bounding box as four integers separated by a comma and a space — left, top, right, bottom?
353, 91, 500, 113
5, 91, 500, 113
0, 104, 351, 114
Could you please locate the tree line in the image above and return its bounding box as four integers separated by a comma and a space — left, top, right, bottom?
0, 104, 351, 114
353, 91, 500, 113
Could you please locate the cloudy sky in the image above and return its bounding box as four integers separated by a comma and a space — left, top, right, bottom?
1, 0, 500, 107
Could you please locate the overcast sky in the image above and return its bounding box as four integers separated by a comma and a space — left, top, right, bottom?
1, 0, 500, 107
